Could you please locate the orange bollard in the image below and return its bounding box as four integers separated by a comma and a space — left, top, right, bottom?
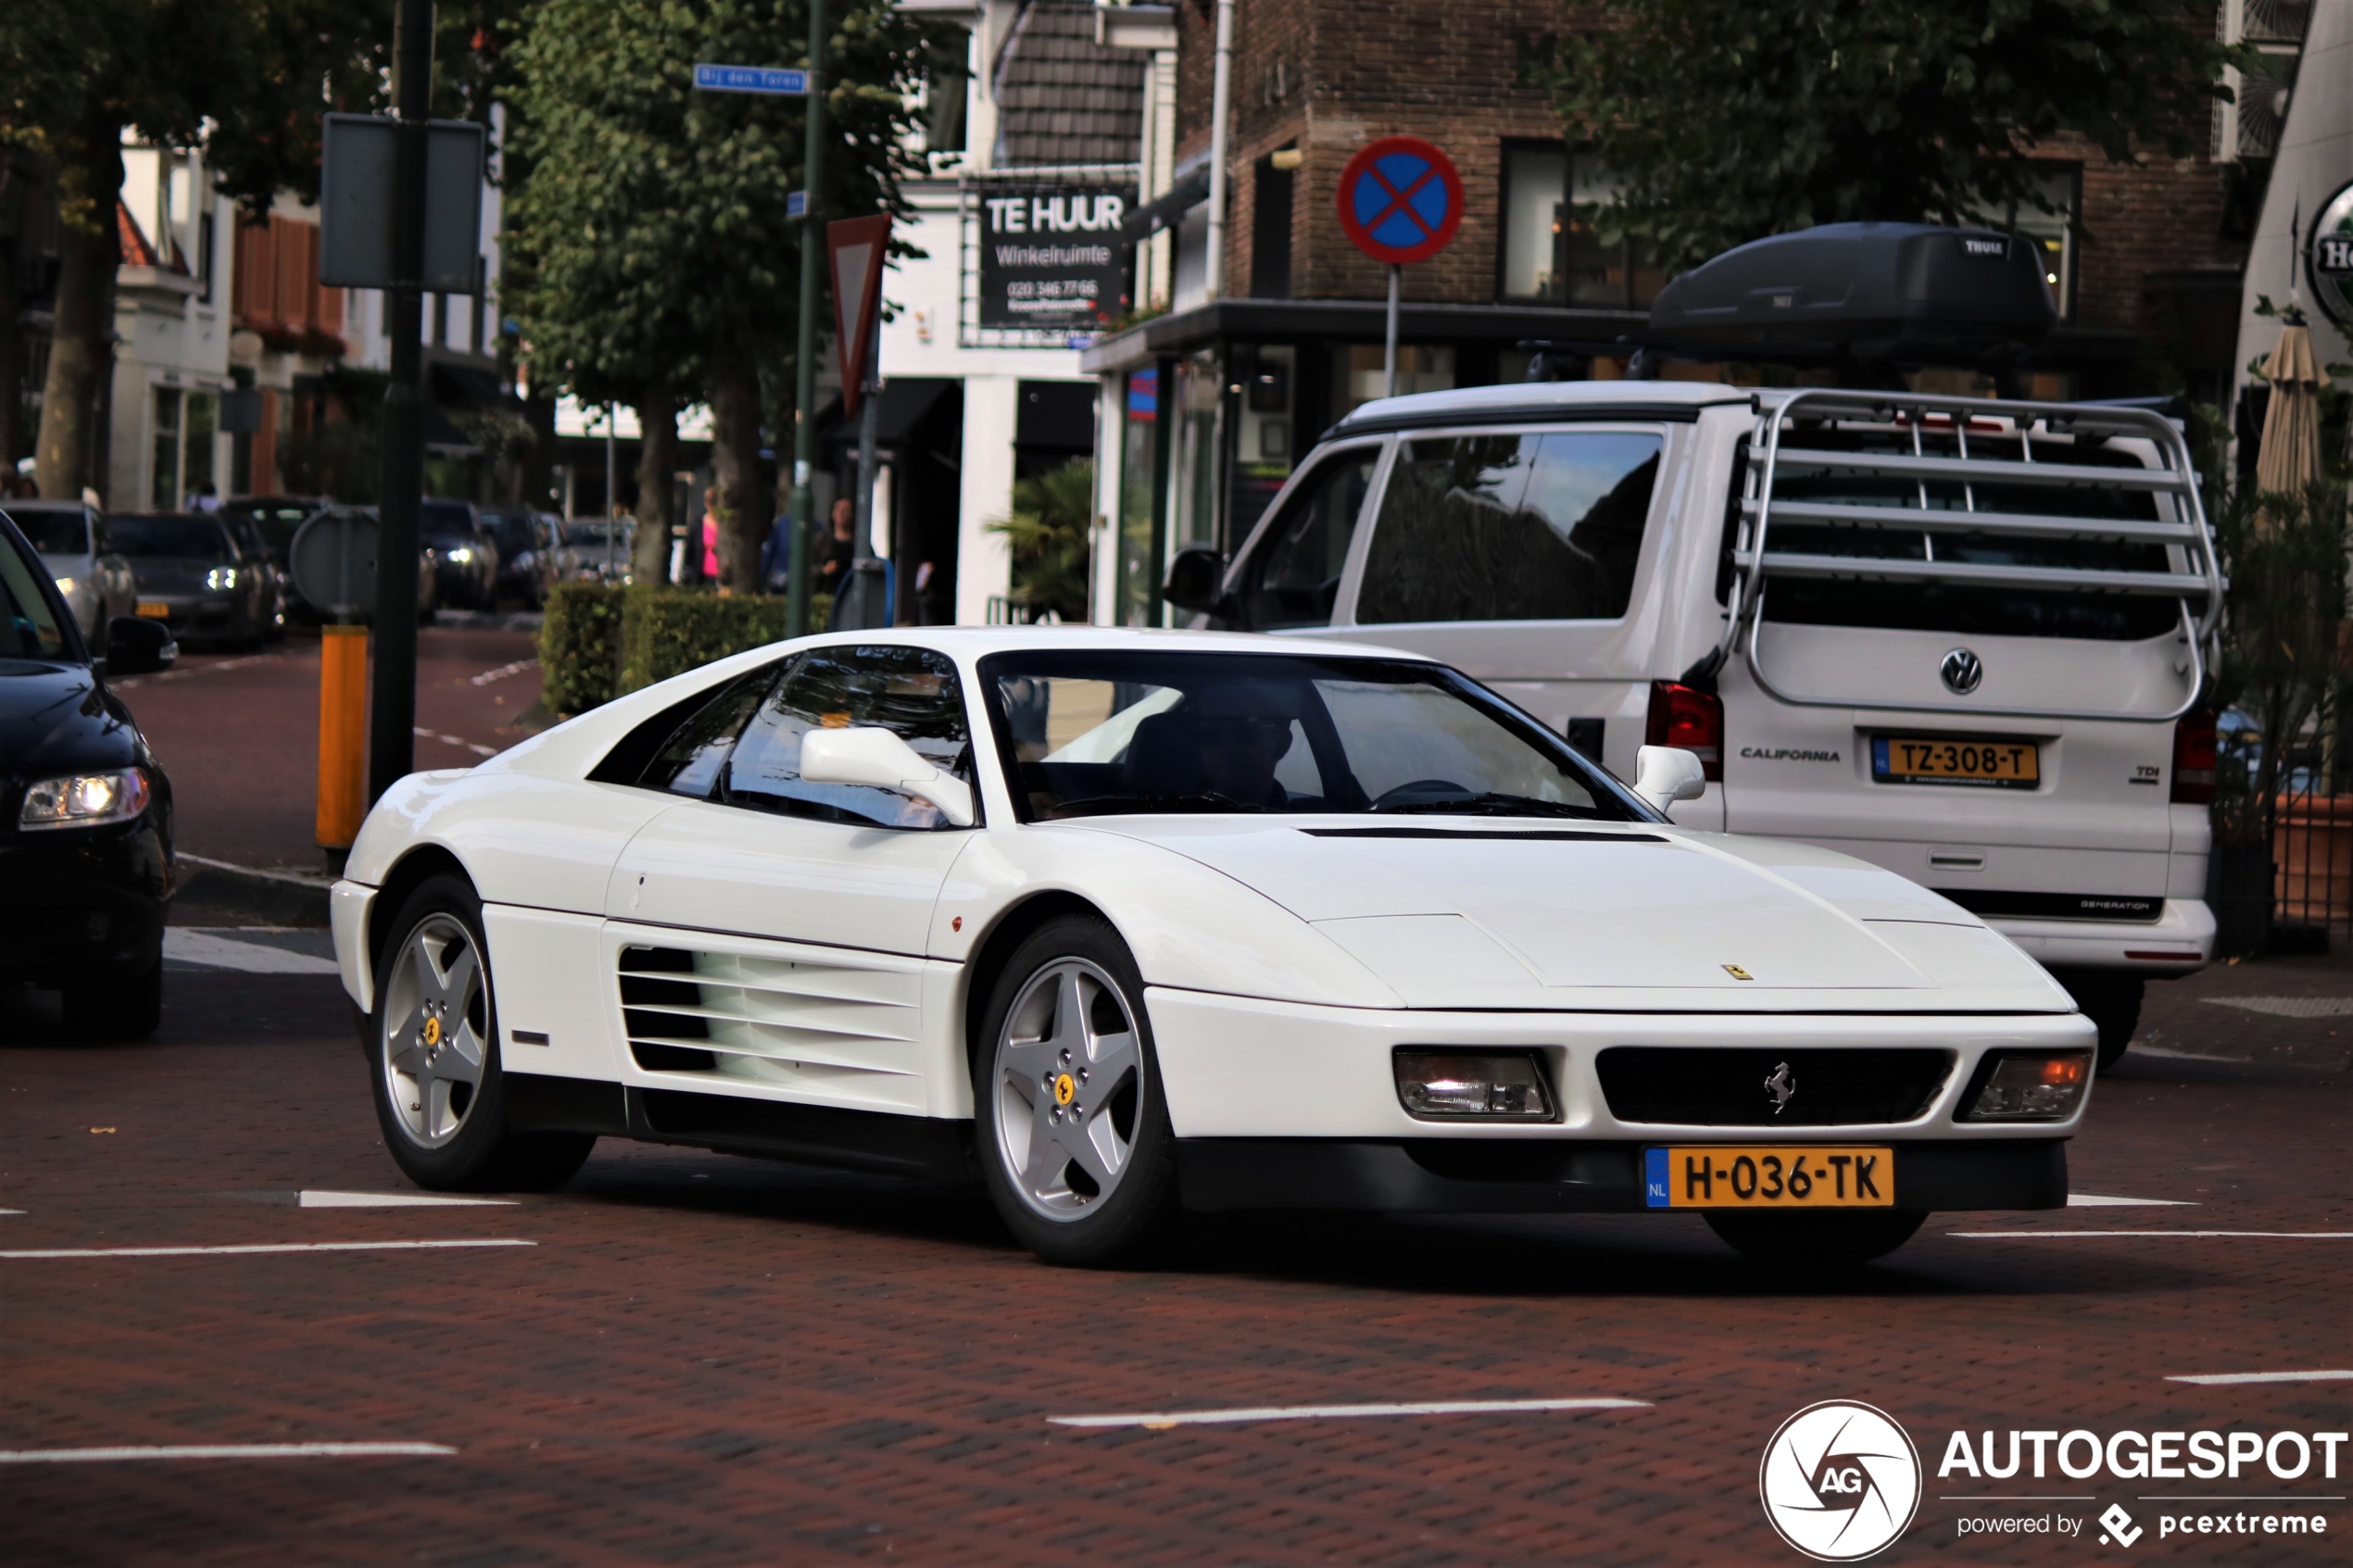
317, 623, 369, 850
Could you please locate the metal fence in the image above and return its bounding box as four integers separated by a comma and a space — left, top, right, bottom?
2272, 783, 2353, 946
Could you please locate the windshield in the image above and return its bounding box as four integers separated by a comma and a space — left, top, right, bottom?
420, 501, 476, 541
981, 649, 1644, 822
104, 514, 233, 559
484, 512, 536, 552
562, 521, 624, 546
0, 530, 73, 660
225, 502, 320, 552
6, 508, 90, 555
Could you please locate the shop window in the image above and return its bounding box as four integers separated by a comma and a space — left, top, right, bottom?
1356, 431, 1662, 625
1334, 344, 1452, 422
1976, 167, 2078, 319
1499, 144, 1663, 310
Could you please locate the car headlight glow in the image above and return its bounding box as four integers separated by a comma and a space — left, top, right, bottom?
445, 547, 473, 563
206, 566, 239, 591
19, 768, 151, 832
54, 575, 78, 597
1393, 1049, 1556, 1122
1958, 1050, 2092, 1122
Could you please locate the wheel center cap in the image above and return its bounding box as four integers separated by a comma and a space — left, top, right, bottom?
1052, 1073, 1076, 1107
423, 1015, 443, 1047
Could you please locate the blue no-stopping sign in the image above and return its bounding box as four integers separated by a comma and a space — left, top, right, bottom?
1336, 136, 1463, 266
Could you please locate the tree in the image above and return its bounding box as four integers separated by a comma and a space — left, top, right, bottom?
0, 0, 392, 499
989, 459, 1094, 622
506, 0, 939, 592
1526, 0, 2247, 272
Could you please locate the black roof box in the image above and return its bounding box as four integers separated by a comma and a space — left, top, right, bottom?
1646, 222, 2057, 360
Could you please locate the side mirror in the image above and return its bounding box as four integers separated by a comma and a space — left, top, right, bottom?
799, 727, 976, 828
100, 616, 178, 677
1163, 545, 1224, 615
1633, 745, 1706, 815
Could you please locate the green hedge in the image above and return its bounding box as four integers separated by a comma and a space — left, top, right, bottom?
615, 587, 827, 696
538, 582, 624, 716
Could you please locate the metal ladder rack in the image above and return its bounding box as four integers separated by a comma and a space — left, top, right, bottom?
1719, 387, 2221, 723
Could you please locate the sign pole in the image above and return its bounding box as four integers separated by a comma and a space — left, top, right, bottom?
367, 0, 432, 804
848, 307, 884, 626
1384, 264, 1400, 399
786, 0, 827, 639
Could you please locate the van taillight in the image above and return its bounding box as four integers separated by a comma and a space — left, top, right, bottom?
2171, 709, 2217, 804
1646, 681, 1723, 781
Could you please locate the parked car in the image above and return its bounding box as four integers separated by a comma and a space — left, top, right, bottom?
554, 516, 634, 584
482, 508, 558, 607
105, 511, 274, 649
330, 627, 2094, 1268
2, 497, 135, 651
1179, 235, 2217, 1072
0, 508, 177, 1037
420, 499, 500, 609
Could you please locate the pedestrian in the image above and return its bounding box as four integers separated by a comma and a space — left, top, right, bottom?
759, 512, 793, 594
698, 487, 721, 585
189, 481, 220, 512
816, 496, 856, 596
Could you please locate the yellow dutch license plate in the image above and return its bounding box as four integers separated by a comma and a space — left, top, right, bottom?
1643, 1146, 1894, 1209
1872, 734, 2038, 788
135, 601, 171, 618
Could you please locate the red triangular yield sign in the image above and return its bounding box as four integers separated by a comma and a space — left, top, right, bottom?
828, 214, 891, 417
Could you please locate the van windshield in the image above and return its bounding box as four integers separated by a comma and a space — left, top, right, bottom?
982, 649, 1646, 822
1739, 427, 2183, 641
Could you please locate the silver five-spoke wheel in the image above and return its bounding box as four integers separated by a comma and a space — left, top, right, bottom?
382, 912, 488, 1148
991, 958, 1144, 1220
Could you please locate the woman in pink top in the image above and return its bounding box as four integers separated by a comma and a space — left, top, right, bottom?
699, 487, 721, 581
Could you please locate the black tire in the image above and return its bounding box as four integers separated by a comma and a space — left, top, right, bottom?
369, 873, 594, 1191
1705, 1209, 1926, 1268
972, 914, 1179, 1266
2049, 970, 2143, 1073
62, 950, 163, 1041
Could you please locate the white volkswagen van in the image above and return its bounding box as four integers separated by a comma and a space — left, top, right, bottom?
1176, 376, 2221, 1068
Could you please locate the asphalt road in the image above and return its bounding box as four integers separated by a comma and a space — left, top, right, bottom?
4, 636, 2346, 1563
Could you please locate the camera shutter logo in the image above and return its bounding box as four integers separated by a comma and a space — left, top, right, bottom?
1758, 1400, 1921, 1562
1940, 647, 1983, 695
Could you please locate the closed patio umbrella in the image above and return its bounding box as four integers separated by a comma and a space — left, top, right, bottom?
2256, 321, 2322, 500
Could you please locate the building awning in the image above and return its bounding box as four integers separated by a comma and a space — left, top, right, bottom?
1080, 298, 1648, 373
1118, 168, 1211, 244
817, 377, 957, 448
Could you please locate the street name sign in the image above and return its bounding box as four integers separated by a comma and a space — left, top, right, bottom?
693, 63, 810, 95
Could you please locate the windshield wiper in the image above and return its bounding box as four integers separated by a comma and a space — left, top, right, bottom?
1046, 791, 1274, 819
1371, 791, 1600, 819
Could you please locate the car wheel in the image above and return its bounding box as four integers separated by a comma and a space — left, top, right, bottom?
1703, 1209, 1926, 1268
62, 946, 163, 1041
975, 915, 1178, 1266
370, 874, 595, 1191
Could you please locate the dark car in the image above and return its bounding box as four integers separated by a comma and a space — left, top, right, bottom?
481, 508, 557, 608
228, 497, 440, 624
0, 509, 178, 1037
105, 511, 272, 649
420, 499, 499, 609
213, 506, 288, 642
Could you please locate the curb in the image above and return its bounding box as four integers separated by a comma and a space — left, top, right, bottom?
172, 853, 335, 928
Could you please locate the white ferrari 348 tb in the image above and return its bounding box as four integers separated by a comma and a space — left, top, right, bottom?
332, 629, 2095, 1267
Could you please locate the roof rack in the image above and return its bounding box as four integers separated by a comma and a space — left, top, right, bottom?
1718, 388, 2220, 723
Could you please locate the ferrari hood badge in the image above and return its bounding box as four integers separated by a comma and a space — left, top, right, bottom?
1722, 964, 1754, 981
1764, 1061, 1796, 1114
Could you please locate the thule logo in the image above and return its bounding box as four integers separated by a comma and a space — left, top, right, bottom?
1962, 238, 2005, 257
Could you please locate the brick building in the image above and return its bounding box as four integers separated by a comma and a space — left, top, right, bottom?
1079, 0, 2287, 627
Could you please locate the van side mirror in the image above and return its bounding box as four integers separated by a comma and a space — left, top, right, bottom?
1633, 745, 1706, 815
799, 727, 976, 828
1163, 545, 1224, 614
100, 616, 177, 677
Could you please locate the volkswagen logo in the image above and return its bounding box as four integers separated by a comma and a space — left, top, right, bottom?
1939, 647, 1983, 695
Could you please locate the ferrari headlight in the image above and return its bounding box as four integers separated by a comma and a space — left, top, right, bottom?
19, 768, 151, 832
206, 566, 239, 591
1394, 1049, 1555, 1122
1959, 1051, 2092, 1122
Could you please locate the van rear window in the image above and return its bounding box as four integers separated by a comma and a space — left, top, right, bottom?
1357, 432, 1661, 624
1732, 429, 2183, 641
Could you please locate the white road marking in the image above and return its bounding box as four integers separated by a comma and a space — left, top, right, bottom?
2166, 1370, 2353, 1386
0, 1442, 455, 1464
163, 930, 340, 975
2202, 996, 2353, 1019
1048, 1398, 1651, 1430
297, 1190, 515, 1209
1, 1239, 535, 1259
0, 1210, 21, 1216
2068, 1193, 2196, 1207
412, 725, 499, 759
1950, 1230, 2353, 1239
468, 657, 538, 686
116, 652, 281, 691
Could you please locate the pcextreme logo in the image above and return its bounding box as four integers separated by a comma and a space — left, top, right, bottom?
1759, 1400, 1923, 1561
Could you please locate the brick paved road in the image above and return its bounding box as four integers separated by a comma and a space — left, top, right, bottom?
1, 951, 2345, 1566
